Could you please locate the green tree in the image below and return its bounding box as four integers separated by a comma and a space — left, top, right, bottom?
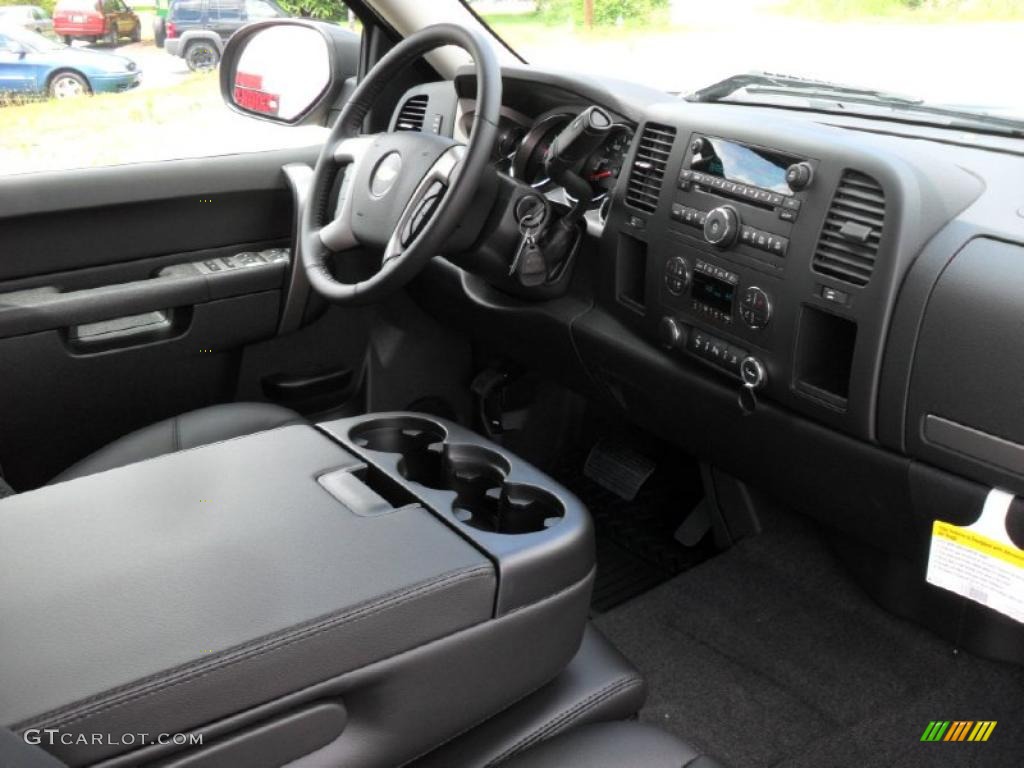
535, 0, 670, 26
0, 0, 57, 16
275, 0, 348, 22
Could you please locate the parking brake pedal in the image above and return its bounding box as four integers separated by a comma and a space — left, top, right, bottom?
583, 439, 656, 502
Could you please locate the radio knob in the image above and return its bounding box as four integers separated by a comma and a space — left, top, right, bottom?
658, 317, 685, 350
740, 357, 767, 391
703, 206, 739, 248
785, 162, 814, 191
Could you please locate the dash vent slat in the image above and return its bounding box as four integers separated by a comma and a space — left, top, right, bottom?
812, 170, 885, 286
625, 123, 676, 214
395, 94, 429, 132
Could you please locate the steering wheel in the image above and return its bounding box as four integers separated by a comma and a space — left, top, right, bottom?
301, 24, 501, 305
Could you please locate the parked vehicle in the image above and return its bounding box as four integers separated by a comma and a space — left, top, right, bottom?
152, 0, 169, 48
0, 5, 53, 36
164, 0, 286, 71
0, 23, 140, 97
52, 0, 140, 47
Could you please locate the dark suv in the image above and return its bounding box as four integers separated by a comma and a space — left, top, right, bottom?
164, 0, 286, 71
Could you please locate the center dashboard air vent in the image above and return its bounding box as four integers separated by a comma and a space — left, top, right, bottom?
812, 170, 885, 287
395, 94, 429, 132
625, 123, 676, 214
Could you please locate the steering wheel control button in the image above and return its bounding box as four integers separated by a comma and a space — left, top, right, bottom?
703, 206, 739, 247
369, 151, 403, 197
785, 162, 814, 191
741, 357, 768, 390
740, 286, 772, 329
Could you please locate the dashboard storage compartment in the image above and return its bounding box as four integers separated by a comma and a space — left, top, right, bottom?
321, 412, 594, 613
907, 237, 1024, 493
794, 305, 857, 409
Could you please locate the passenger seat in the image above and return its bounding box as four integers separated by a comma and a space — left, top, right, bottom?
503, 721, 724, 768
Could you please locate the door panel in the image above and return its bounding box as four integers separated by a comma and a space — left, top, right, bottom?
0, 146, 372, 490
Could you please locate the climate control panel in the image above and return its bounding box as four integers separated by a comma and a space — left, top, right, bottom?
661, 254, 773, 332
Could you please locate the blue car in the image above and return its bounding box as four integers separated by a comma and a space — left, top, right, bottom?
0, 24, 140, 98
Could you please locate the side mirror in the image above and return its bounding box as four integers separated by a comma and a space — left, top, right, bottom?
219, 20, 360, 126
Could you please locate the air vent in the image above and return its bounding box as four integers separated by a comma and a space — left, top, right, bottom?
625, 123, 676, 214
395, 94, 428, 132
812, 170, 885, 286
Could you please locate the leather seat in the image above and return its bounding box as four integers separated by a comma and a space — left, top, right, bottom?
415, 624, 647, 767
503, 722, 725, 768
49, 402, 305, 484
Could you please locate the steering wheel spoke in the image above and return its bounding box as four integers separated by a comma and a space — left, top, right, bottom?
300, 23, 499, 304
382, 145, 466, 265
317, 135, 375, 253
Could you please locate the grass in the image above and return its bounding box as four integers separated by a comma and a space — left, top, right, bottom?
775, 0, 1024, 22
0, 72, 322, 176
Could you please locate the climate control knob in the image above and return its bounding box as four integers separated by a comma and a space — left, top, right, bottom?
703, 206, 740, 248
740, 286, 772, 329
658, 317, 685, 350
740, 357, 767, 391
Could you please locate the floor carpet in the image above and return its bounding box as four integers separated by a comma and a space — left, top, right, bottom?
594, 516, 1024, 767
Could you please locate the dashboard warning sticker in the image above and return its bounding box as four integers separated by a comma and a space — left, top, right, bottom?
927, 489, 1024, 624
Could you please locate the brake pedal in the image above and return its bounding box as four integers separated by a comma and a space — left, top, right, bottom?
583, 438, 656, 502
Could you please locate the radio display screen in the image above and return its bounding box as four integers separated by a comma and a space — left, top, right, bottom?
691, 138, 798, 195
692, 272, 735, 314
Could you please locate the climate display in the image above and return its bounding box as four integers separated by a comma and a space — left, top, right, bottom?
691, 138, 799, 195
692, 272, 735, 315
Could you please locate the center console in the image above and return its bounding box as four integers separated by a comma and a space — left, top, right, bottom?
0, 415, 594, 767
605, 118, 915, 439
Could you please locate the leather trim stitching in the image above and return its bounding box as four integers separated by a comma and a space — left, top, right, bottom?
487, 675, 645, 766
19, 565, 493, 731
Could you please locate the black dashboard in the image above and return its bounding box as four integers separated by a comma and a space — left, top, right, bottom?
387, 65, 1024, 553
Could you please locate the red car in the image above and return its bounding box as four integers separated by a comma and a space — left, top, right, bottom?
52, 0, 141, 46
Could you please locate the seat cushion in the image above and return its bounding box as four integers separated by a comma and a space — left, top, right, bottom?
49, 402, 305, 484
415, 624, 646, 767
502, 722, 724, 768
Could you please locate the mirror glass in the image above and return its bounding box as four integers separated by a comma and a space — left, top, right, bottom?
232, 26, 331, 122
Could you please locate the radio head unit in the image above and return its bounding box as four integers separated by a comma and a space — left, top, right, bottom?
690, 136, 800, 196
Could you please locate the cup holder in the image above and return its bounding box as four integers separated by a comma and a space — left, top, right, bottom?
348, 418, 565, 535
349, 416, 447, 455
454, 483, 565, 535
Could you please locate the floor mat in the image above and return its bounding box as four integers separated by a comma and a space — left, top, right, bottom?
551, 444, 712, 612
594, 515, 1024, 768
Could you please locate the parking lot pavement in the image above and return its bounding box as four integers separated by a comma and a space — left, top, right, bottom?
68, 38, 192, 92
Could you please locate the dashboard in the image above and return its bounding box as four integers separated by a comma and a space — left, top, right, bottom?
387, 66, 1024, 519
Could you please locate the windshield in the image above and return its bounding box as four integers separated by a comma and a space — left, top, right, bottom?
473, 0, 1024, 131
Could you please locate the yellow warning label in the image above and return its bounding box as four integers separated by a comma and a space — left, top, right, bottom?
933, 521, 1024, 570
927, 491, 1024, 624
